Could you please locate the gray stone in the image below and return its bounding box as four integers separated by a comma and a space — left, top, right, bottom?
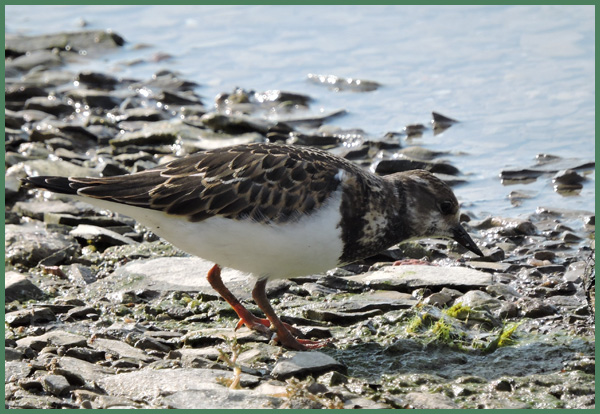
404, 391, 458, 409
162, 389, 282, 409
88, 338, 156, 363
5, 271, 44, 302
467, 261, 512, 272
17, 330, 87, 351
54, 356, 115, 384
346, 265, 492, 292
485, 284, 521, 300
12, 200, 91, 221
456, 290, 503, 311
5, 223, 80, 267
6, 307, 55, 327
42, 374, 71, 396
69, 224, 138, 247
67, 264, 97, 285
5, 361, 33, 383
5, 30, 124, 54
271, 351, 346, 380
97, 257, 255, 300
97, 368, 261, 401
335, 290, 417, 312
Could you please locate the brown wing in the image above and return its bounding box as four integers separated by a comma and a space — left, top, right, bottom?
67, 143, 362, 223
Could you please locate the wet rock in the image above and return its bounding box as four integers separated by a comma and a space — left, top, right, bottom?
304, 308, 383, 325
42, 374, 71, 397
97, 257, 254, 300
375, 158, 459, 176
431, 111, 459, 125
163, 389, 282, 409
21, 158, 100, 179
6, 50, 63, 72
17, 330, 87, 352
109, 120, 196, 147
307, 73, 381, 92
54, 356, 115, 384
133, 337, 172, 353
271, 351, 346, 380
533, 250, 556, 261
336, 290, 417, 312
115, 107, 165, 122
62, 347, 106, 363
65, 88, 123, 110
404, 392, 458, 409
66, 264, 97, 285
5, 30, 125, 55
5, 84, 49, 104
70, 224, 138, 250
24, 96, 73, 117
88, 337, 156, 363
76, 71, 119, 89
485, 284, 521, 300
455, 290, 503, 312
6, 307, 56, 327
553, 169, 584, 192
423, 291, 454, 307
346, 265, 492, 293
5, 271, 45, 302
97, 368, 261, 402
200, 112, 269, 135
157, 89, 203, 105
517, 298, 557, 318
500, 156, 594, 185
12, 200, 91, 221
63, 306, 100, 321
397, 146, 448, 161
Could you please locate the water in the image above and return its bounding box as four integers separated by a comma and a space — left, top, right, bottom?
5, 5, 595, 219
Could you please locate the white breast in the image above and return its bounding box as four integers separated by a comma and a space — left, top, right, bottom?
69, 190, 345, 279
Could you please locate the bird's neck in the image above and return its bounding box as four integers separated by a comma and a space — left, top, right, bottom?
337, 176, 411, 264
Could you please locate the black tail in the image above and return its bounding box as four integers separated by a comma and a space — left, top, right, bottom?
21, 176, 79, 195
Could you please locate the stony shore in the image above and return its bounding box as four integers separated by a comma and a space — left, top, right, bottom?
5, 30, 595, 409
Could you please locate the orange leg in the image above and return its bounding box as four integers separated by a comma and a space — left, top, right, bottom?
206, 264, 330, 350
252, 278, 330, 350
206, 264, 270, 335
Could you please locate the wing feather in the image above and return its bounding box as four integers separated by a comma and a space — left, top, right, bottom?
33, 143, 372, 224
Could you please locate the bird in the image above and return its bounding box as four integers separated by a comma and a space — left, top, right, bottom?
22, 142, 483, 350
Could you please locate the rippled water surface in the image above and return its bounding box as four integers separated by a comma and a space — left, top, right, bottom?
5, 5, 595, 218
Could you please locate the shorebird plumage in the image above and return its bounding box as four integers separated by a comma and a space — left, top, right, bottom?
23, 142, 483, 350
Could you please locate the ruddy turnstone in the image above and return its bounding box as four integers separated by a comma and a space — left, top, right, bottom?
23, 142, 483, 350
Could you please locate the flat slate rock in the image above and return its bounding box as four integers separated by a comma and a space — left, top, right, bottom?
97, 368, 261, 401
271, 351, 346, 380
16, 330, 87, 351
98, 257, 256, 300
346, 265, 493, 292
88, 337, 155, 363
162, 389, 282, 409
5, 271, 44, 302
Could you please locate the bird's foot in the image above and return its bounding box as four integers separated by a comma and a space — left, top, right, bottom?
235, 315, 302, 337
233, 310, 271, 335
271, 333, 332, 351
234, 314, 330, 350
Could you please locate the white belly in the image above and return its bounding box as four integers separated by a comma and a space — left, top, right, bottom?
69, 190, 344, 278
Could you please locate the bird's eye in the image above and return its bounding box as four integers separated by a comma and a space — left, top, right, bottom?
439, 200, 454, 215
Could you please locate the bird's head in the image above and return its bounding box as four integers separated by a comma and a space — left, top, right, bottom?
387, 169, 483, 256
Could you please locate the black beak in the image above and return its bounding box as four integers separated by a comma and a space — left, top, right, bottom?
452, 224, 484, 256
